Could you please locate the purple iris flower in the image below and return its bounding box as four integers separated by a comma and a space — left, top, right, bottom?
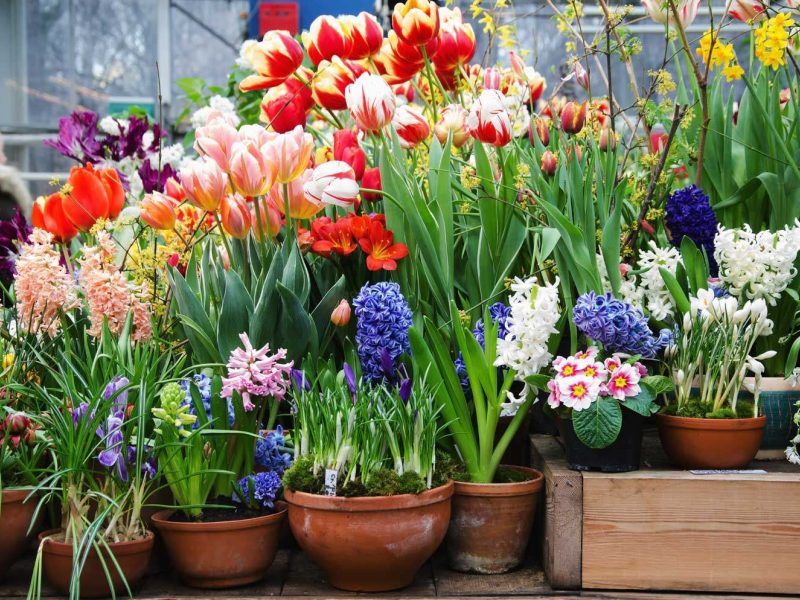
399, 378, 412, 403
44, 111, 105, 164
343, 363, 357, 404
291, 369, 311, 392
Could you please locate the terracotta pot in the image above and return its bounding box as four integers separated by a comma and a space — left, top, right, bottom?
39, 529, 154, 598
656, 413, 766, 469
0, 489, 37, 581
446, 465, 544, 574
284, 481, 453, 592
150, 502, 287, 589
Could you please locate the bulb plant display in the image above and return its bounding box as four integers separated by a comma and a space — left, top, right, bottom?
3, 0, 800, 593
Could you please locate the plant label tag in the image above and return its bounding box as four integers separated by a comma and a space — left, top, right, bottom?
324, 469, 337, 496
689, 469, 768, 475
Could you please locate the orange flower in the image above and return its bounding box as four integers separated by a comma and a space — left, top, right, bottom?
32, 193, 78, 243
239, 30, 305, 92
310, 217, 358, 257
302, 15, 353, 66
61, 164, 122, 231
358, 220, 408, 271
219, 194, 251, 239
392, 0, 440, 47
140, 192, 176, 231
340, 12, 383, 60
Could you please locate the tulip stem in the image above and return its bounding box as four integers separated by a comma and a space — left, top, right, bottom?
283, 183, 294, 242
213, 213, 235, 268
420, 47, 443, 123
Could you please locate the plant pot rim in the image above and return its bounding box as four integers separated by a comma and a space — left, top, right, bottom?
453, 465, 544, 497
1, 488, 35, 502
150, 500, 287, 532
38, 529, 155, 556
656, 413, 767, 431
744, 376, 799, 391
283, 480, 454, 511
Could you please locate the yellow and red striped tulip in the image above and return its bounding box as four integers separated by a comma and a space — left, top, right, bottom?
239, 30, 305, 92
302, 15, 353, 66
392, 0, 440, 47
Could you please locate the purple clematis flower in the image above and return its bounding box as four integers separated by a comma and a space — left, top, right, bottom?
44, 111, 105, 164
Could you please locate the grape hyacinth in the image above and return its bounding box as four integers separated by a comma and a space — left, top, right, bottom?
254, 426, 293, 474
353, 282, 413, 383
572, 291, 671, 358
665, 184, 718, 275
234, 471, 282, 510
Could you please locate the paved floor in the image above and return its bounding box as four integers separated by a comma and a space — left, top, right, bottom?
0, 549, 789, 600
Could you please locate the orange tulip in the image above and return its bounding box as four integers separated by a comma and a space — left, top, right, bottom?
32, 193, 78, 243
312, 57, 366, 111
61, 164, 115, 231
340, 12, 383, 60
392, 0, 440, 47
269, 169, 323, 220
302, 15, 353, 66
330, 299, 352, 326
239, 30, 305, 92
219, 194, 251, 239
140, 192, 177, 230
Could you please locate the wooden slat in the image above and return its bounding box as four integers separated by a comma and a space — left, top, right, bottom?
531, 435, 582, 590
582, 473, 800, 594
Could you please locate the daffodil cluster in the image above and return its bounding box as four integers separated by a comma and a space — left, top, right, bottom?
754, 13, 795, 70
696, 30, 744, 81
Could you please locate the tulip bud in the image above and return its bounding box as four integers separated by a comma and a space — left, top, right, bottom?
203, 441, 213, 460
218, 244, 231, 271
560, 101, 587, 135
251, 201, 283, 241
483, 67, 501, 91
392, 0, 440, 47
219, 194, 251, 239
640, 219, 655, 236
619, 263, 631, 276
566, 143, 583, 162
304, 161, 360, 208
598, 127, 616, 151
434, 104, 470, 148
361, 167, 382, 202
392, 104, 431, 149
573, 61, 590, 90
466, 89, 512, 147
140, 192, 176, 231
330, 299, 352, 327
540, 150, 558, 176
509, 51, 526, 79
528, 117, 550, 147
345, 73, 396, 132
649, 123, 668, 154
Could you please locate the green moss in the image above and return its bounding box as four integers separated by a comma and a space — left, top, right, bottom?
494, 466, 530, 483
282, 458, 430, 497
664, 398, 757, 419
433, 451, 468, 484
281, 456, 322, 494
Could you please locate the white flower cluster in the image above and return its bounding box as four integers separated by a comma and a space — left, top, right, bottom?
495, 276, 561, 415
636, 240, 682, 321
596, 253, 643, 308
502, 92, 531, 138
99, 116, 127, 136
714, 222, 800, 305
147, 142, 186, 169
190, 95, 240, 130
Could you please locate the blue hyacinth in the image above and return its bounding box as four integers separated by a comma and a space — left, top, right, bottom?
455, 302, 512, 389
665, 184, 718, 275
180, 373, 235, 428
234, 471, 282, 510
353, 282, 413, 383
254, 426, 293, 474
572, 292, 671, 358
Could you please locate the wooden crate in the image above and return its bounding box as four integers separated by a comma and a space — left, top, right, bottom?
531, 433, 800, 595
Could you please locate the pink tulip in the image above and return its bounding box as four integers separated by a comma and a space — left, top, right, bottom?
392, 104, 431, 149
229, 140, 276, 197
304, 161, 360, 208
483, 67, 501, 91
264, 126, 314, 184
466, 90, 512, 147
181, 157, 229, 212
642, 0, 700, 28
237, 123, 275, 148
345, 73, 396, 132
269, 169, 324, 220
140, 192, 176, 230
220, 194, 251, 239
194, 119, 238, 171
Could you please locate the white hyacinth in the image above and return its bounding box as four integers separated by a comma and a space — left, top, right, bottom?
596, 254, 643, 309
495, 277, 561, 415
190, 95, 240, 130
714, 222, 800, 305
637, 240, 682, 321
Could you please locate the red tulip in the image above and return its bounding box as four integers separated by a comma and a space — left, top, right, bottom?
260, 73, 314, 133
32, 193, 78, 243
302, 15, 353, 66
540, 150, 558, 176
61, 164, 117, 231
433, 7, 475, 72
164, 177, 186, 202
239, 30, 305, 92
312, 58, 366, 112
528, 117, 550, 147
333, 130, 366, 180
361, 167, 382, 202
340, 12, 383, 60
649, 123, 668, 154
560, 101, 587, 135
97, 168, 125, 219
392, 0, 440, 47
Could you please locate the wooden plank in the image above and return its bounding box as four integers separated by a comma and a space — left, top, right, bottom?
582, 473, 800, 594
530, 435, 582, 590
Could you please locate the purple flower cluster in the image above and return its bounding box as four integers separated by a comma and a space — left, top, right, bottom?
665, 184, 718, 275
234, 471, 282, 510
254, 426, 292, 474
180, 373, 235, 428
97, 376, 130, 480
43, 111, 106, 163
455, 302, 512, 389
353, 282, 413, 383
572, 292, 671, 358
0, 210, 31, 298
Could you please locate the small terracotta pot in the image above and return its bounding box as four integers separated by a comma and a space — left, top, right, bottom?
284, 481, 453, 592
39, 529, 154, 598
656, 413, 767, 469
150, 502, 287, 589
0, 489, 37, 581
446, 465, 544, 574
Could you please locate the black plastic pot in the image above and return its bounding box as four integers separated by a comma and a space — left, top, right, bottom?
561, 409, 645, 472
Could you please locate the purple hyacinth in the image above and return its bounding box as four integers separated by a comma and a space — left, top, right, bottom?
572, 291, 670, 358
353, 282, 413, 383
43, 111, 105, 164
665, 184, 718, 276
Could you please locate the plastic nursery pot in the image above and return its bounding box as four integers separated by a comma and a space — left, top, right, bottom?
745, 377, 800, 451
561, 410, 645, 473
150, 501, 287, 589
38, 529, 154, 598
446, 465, 544, 574
656, 413, 767, 469
0, 489, 37, 581
284, 481, 453, 592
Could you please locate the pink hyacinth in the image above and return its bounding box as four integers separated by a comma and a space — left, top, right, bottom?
221, 333, 293, 412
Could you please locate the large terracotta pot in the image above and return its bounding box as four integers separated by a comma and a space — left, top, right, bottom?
284, 481, 453, 592
39, 529, 154, 598
446, 465, 544, 574
0, 489, 36, 580
150, 502, 286, 589
656, 413, 766, 469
